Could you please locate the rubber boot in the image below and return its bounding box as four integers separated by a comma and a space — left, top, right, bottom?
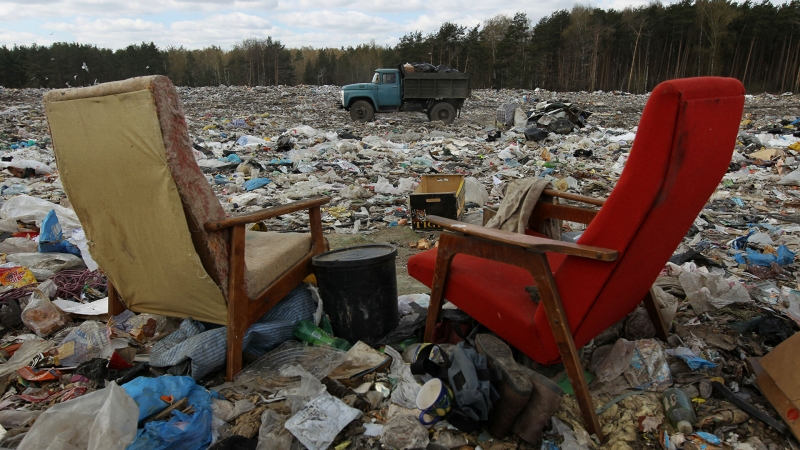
475, 334, 533, 439
511, 365, 564, 444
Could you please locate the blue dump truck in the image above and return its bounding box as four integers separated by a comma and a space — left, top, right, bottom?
340, 65, 471, 125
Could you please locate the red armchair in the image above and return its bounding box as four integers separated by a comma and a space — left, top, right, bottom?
408, 77, 745, 440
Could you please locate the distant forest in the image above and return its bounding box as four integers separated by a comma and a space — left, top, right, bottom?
2, 0, 800, 93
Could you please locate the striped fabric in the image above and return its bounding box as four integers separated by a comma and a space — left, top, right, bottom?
150, 284, 317, 380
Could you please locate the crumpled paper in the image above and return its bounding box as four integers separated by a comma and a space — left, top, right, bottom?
284, 394, 361, 450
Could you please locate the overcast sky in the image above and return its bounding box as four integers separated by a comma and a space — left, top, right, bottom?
0, 0, 777, 51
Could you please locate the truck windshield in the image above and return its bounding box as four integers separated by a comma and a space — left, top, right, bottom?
371, 73, 380, 83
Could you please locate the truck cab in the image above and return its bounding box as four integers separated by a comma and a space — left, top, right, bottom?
341, 69, 402, 121
340, 66, 470, 125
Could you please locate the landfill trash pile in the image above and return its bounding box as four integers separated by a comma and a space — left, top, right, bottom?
0, 83, 798, 449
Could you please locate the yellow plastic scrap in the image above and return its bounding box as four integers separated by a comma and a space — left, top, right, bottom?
334, 442, 350, 450
789, 142, 800, 151
202, 125, 217, 130
0, 267, 36, 288
740, 119, 752, 127
325, 206, 351, 218
258, 113, 270, 118
302, 274, 317, 285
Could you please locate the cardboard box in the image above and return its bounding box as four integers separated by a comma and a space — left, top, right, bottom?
754, 331, 800, 441
409, 175, 465, 230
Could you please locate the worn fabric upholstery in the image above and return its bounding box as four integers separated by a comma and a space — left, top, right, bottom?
44, 75, 311, 324
408, 77, 745, 364
243, 231, 311, 298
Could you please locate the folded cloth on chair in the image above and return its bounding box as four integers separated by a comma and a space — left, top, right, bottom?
150, 284, 317, 380
485, 178, 561, 239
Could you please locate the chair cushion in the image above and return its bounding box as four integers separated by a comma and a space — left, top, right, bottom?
407, 246, 567, 361
244, 231, 312, 298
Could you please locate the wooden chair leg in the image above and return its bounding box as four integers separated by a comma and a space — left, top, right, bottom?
423, 234, 456, 343
107, 282, 126, 317
226, 225, 247, 381
643, 287, 670, 342
528, 253, 604, 442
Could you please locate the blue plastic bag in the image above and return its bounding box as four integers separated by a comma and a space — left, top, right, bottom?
38, 210, 81, 256
123, 375, 215, 450
730, 230, 754, 250
737, 245, 796, 266
669, 347, 716, 370
224, 154, 242, 164
243, 177, 271, 191
777, 245, 796, 265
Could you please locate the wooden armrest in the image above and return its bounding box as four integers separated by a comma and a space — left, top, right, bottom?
428, 215, 618, 261
205, 196, 330, 231
542, 189, 605, 206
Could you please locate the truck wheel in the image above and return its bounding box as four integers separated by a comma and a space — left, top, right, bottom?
350, 100, 374, 122
430, 102, 456, 125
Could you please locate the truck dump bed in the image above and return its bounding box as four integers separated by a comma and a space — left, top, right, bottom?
401, 71, 471, 99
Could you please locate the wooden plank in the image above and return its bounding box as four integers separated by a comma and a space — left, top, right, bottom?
427, 215, 618, 261
107, 282, 126, 317
527, 253, 605, 441
424, 234, 456, 343
528, 203, 598, 229
642, 287, 670, 341
226, 225, 247, 381
205, 196, 330, 231
542, 189, 606, 206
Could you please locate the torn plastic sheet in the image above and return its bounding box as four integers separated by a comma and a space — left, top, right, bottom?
623, 339, 672, 391
678, 270, 752, 313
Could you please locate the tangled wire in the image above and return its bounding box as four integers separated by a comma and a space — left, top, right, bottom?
0, 270, 107, 303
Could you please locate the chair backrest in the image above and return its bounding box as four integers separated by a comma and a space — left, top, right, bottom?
43, 76, 230, 324
533, 77, 744, 362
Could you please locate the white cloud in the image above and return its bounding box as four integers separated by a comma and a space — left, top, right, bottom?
170, 13, 282, 47
42, 17, 168, 48
0, 29, 54, 47
275, 10, 396, 33
0, 0, 787, 51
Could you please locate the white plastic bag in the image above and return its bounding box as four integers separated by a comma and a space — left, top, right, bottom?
385, 346, 421, 409
18, 381, 138, 450
463, 177, 489, 207
0, 195, 81, 232
2, 159, 53, 175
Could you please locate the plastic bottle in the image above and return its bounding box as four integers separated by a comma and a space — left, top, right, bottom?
294, 320, 351, 351
662, 388, 696, 434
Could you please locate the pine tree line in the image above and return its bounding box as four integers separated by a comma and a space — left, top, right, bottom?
1, 0, 799, 93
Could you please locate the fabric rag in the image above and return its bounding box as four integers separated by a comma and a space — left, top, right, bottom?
150, 284, 316, 380
485, 178, 561, 239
